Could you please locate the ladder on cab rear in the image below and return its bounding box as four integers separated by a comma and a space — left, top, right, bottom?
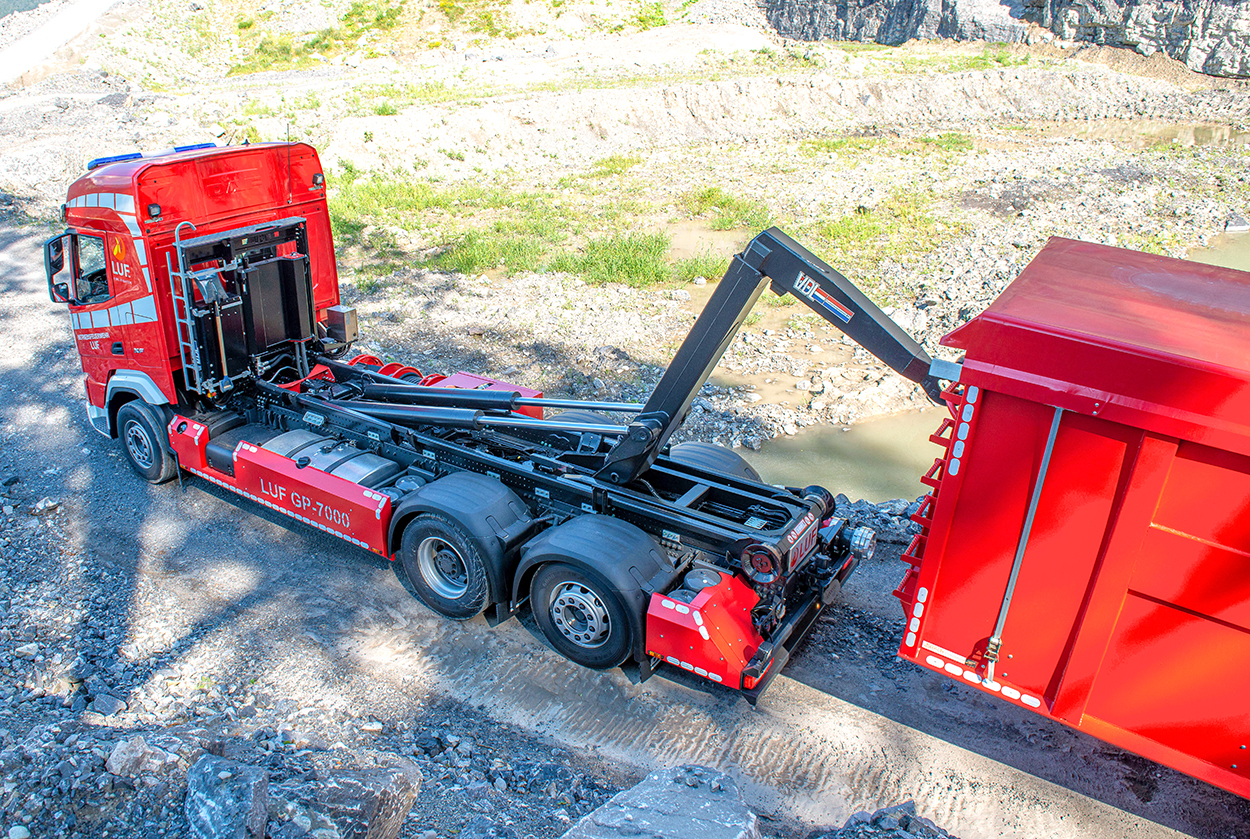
166, 228, 205, 395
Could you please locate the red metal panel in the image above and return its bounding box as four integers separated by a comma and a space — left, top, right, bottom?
435, 372, 545, 419
167, 415, 209, 470
229, 443, 391, 555
943, 238, 1250, 459
1083, 594, 1250, 793
645, 573, 761, 689
169, 426, 392, 557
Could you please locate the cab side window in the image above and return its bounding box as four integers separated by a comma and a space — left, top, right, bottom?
75, 235, 110, 305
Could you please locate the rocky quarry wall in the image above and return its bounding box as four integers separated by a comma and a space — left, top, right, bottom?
763, 0, 1250, 78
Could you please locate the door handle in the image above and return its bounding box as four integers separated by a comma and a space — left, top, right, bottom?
111, 342, 124, 355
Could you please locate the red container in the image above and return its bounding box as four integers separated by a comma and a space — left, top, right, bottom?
896, 237, 1250, 799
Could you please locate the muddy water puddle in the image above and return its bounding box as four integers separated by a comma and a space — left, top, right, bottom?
742, 409, 940, 502
1045, 119, 1250, 149
1192, 230, 1250, 273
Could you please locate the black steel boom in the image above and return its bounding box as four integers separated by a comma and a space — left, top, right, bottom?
595, 227, 946, 486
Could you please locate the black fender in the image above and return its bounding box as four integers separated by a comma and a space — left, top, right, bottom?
387, 472, 535, 607
513, 515, 681, 663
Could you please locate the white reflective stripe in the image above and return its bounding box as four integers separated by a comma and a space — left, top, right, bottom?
99, 193, 114, 210
91, 310, 109, 328
86, 193, 98, 208
119, 214, 142, 237
133, 242, 147, 267
115, 193, 135, 214
139, 264, 151, 292
131, 295, 157, 323
111, 302, 134, 325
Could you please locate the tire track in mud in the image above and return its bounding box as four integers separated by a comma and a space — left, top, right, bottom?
387, 602, 1181, 839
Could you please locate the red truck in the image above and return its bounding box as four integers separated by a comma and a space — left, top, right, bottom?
47, 142, 1249, 800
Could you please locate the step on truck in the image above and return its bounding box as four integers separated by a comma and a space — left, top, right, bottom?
47, 143, 1248, 800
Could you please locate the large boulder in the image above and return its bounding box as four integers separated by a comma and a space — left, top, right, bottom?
271, 766, 419, 839
561, 765, 759, 839
185, 755, 269, 839
105, 736, 179, 777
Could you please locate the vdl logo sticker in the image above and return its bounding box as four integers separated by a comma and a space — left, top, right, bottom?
793, 271, 854, 324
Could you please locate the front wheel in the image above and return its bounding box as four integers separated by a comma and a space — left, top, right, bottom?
531, 563, 631, 670
116, 401, 177, 484
398, 514, 490, 619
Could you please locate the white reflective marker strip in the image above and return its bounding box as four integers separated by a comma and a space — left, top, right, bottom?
118, 214, 142, 237
674, 604, 690, 615
185, 466, 383, 555
108, 302, 132, 327
131, 295, 157, 322
661, 600, 675, 610
98, 192, 114, 210
91, 310, 108, 328
920, 640, 964, 663
909, 617, 920, 632
919, 652, 1040, 707
115, 193, 135, 214
966, 385, 979, 403
917, 587, 928, 603
904, 631, 916, 646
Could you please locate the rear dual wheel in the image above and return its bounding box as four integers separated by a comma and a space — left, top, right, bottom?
398, 514, 490, 619
531, 563, 631, 670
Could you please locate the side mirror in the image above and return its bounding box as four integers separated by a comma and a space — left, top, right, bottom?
46, 238, 64, 274
45, 233, 72, 304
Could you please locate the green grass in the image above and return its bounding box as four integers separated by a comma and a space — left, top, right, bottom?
918, 132, 973, 152
437, 0, 515, 36
832, 41, 891, 55
633, 1, 666, 29
683, 186, 771, 231
229, 0, 406, 76
345, 81, 469, 116
809, 189, 965, 285
588, 154, 642, 178
548, 233, 671, 286
330, 170, 752, 287
800, 136, 883, 157
671, 253, 729, 285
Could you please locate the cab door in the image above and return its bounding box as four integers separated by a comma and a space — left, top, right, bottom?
47, 231, 130, 410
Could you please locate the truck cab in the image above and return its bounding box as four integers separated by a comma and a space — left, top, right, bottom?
46, 142, 343, 436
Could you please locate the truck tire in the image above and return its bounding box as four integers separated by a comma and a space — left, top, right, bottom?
531, 562, 631, 670
399, 513, 491, 619
116, 401, 177, 484
669, 441, 762, 483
